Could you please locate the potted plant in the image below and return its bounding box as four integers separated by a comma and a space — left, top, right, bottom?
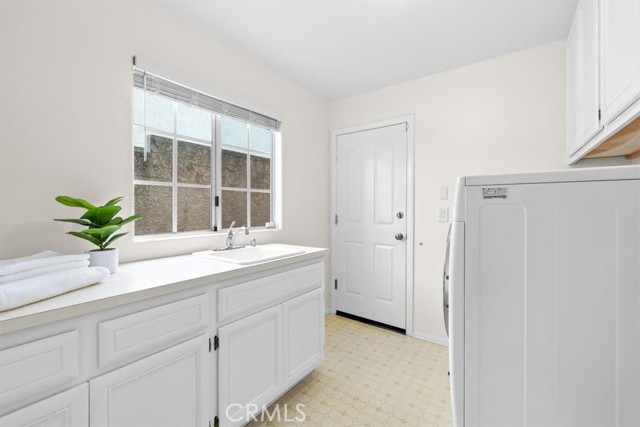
54, 196, 141, 274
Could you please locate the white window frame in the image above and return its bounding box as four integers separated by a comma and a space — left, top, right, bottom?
133, 90, 279, 239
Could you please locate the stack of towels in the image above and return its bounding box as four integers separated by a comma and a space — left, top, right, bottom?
0, 251, 110, 312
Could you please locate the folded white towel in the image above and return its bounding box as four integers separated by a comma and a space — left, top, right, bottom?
0, 266, 109, 312
0, 251, 90, 276
0, 260, 90, 283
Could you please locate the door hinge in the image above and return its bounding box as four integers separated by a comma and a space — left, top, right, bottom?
214, 416, 219, 427
209, 338, 212, 352
214, 196, 220, 207
334, 214, 338, 225
334, 279, 338, 290
598, 109, 602, 120
405, 122, 409, 131
214, 335, 219, 351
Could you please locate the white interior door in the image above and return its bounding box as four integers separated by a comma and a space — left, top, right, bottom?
335, 123, 407, 329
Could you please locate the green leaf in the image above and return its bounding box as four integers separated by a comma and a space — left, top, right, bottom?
82, 225, 121, 240
117, 214, 142, 226
68, 231, 102, 248
81, 205, 121, 226
103, 232, 128, 248
55, 196, 95, 210
108, 217, 123, 226
105, 196, 124, 207
53, 218, 97, 227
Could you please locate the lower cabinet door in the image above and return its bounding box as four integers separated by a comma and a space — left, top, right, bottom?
218, 305, 283, 427
89, 335, 209, 427
283, 289, 325, 388
0, 383, 88, 427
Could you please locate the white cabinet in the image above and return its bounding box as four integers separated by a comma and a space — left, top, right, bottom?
217, 284, 325, 427
0, 331, 80, 415
599, 0, 640, 125
283, 289, 324, 388
0, 384, 88, 427
566, 0, 601, 155
97, 294, 210, 370
567, 0, 640, 162
218, 305, 283, 427
90, 335, 209, 427
0, 254, 326, 427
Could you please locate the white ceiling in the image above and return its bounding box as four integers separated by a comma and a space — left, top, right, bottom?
158, 0, 578, 101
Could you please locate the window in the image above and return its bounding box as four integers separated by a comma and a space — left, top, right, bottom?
132, 69, 279, 236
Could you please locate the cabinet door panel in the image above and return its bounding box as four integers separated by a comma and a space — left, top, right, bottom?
0, 384, 88, 427
600, 0, 640, 124
0, 331, 80, 414
283, 289, 324, 388
567, 0, 601, 155
218, 305, 282, 427
90, 335, 209, 427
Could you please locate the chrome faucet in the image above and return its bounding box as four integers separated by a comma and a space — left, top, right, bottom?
225, 221, 249, 249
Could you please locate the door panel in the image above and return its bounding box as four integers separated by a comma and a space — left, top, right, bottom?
283, 289, 324, 388
373, 245, 394, 302
218, 305, 282, 427
600, 0, 640, 124
566, 0, 601, 155
336, 123, 407, 329
90, 335, 209, 427
0, 384, 88, 427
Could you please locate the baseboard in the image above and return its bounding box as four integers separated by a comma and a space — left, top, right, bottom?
412, 332, 449, 347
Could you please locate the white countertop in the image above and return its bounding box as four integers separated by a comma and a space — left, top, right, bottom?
0, 245, 328, 334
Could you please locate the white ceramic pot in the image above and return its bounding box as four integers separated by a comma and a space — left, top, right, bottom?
88, 248, 118, 274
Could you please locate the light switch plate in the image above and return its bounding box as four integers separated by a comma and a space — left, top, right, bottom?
439, 187, 449, 200
437, 207, 449, 222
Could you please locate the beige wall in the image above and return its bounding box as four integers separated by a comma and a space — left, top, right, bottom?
1, 2, 633, 339
0, 2, 330, 266
329, 40, 631, 343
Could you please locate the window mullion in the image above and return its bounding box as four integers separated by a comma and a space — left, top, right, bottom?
270, 129, 274, 225
246, 123, 251, 228
172, 102, 178, 233
215, 115, 223, 230
211, 114, 217, 232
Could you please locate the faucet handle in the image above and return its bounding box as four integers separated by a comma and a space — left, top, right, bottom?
228, 221, 236, 229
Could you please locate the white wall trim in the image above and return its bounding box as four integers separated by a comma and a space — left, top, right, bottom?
412, 332, 449, 347
329, 114, 416, 337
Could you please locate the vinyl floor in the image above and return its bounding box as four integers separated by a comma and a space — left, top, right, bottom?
247, 314, 453, 426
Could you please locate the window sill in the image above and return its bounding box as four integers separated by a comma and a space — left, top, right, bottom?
133, 227, 280, 243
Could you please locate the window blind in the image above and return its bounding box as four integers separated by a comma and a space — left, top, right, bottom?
133, 68, 280, 131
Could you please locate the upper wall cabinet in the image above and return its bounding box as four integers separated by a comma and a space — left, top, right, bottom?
567, 0, 640, 163
599, 0, 640, 125
567, 0, 601, 156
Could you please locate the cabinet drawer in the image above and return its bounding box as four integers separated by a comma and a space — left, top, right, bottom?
0, 330, 80, 413
98, 294, 209, 369
0, 383, 88, 427
218, 262, 323, 324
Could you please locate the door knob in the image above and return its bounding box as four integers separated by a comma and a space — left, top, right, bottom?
395, 233, 404, 241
